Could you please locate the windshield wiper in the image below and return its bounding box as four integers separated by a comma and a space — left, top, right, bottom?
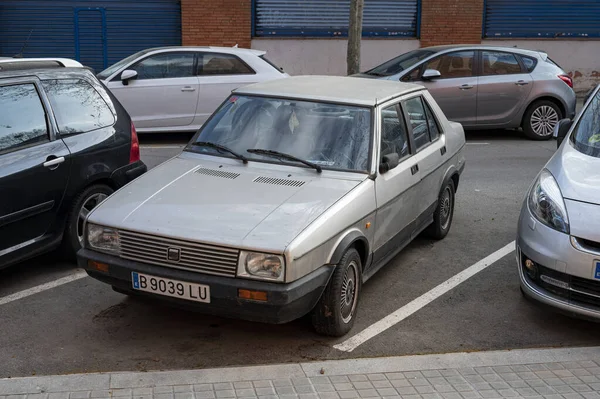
192, 141, 248, 164
247, 148, 322, 173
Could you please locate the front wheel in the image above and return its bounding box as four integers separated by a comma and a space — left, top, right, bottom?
312, 248, 362, 337
62, 184, 114, 259
425, 179, 455, 240
522, 100, 562, 140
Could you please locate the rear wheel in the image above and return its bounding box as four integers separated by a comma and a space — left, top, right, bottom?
523, 100, 562, 140
425, 179, 455, 240
312, 248, 362, 337
62, 184, 113, 259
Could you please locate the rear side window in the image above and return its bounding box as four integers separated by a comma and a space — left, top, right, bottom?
520, 56, 538, 73
259, 55, 284, 73
198, 53, 254, 75
42, 79, 115, 135
0, 83, 48, 153
423, 99, 441, 141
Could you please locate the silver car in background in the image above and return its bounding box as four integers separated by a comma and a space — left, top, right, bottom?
78, 76, 465, 336
517, 84, 600, 319
358, 45, 576, 140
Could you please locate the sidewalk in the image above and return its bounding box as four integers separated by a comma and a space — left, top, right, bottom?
2, 347, 600, 399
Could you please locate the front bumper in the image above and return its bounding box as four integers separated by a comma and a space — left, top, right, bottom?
77, 249, 333, 324
517, 204, 600, 320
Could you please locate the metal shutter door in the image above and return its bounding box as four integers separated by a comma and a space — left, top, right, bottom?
254, 0, 419, 37
485, 0, 600, 38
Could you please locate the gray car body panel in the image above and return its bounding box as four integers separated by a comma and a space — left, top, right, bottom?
87, 79, 466, 284
360, 45, 576, 130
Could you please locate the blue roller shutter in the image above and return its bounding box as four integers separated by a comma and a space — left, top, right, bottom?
0, 0, 181, 72
254, 0, 420, 37
484, 0, 600, 38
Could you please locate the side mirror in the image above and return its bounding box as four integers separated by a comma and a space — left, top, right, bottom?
379, 153, 400, 174
120, 70, 138, 86
421, 69, 441, 81
553, 118, 572, 148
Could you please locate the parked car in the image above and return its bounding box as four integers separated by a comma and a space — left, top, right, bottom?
0, 67, 147, 269
78, 76, 466, 336
357, 45, 576, 140
96, 46, 289, 133
517, 83, 600, 319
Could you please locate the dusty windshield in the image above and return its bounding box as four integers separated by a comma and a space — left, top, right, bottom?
365, 49, 436, 77
187, 95, 372, 172
570, 89, 600, 158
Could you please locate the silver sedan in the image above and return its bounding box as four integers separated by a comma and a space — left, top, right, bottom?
517, 84, 600, 319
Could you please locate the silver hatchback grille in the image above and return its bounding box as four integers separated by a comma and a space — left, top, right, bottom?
119, 230, 239, 277
253, 176, 305, 187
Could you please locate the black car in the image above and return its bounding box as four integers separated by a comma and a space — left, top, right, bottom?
0, 67, 147, 268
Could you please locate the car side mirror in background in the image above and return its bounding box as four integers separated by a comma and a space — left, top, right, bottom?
421, 69, 441, 81
379, 153, 400, 174
120, 70, 138, 85
553, 118, 573, 148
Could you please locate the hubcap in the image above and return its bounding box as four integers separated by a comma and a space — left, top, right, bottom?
531, 105, 559, 137
77, 193, 108, 246
340, 261, 359, 324
440, 187, 452, 230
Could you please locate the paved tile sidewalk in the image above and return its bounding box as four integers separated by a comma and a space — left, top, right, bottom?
2, 347, 600, 399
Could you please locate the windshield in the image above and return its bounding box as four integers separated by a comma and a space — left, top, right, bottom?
570, 89, 600, 158
186, 95, 372, 172
365, 49, 436, 77
96, 49, 154, 80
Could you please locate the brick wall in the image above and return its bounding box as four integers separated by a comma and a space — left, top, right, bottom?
181, 0, 251, 48
419, 0, 484, 47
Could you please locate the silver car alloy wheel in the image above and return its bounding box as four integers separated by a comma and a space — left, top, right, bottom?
440, 186, 453, 231
531, 105, 559, 137
77, 193, 108, 246
340, 260, 359, 324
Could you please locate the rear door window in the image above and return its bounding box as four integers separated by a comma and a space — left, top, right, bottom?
403, 97, 431, 151
42, 79, 115, 135
0, 83, 48, 154
481, 51, 522, 75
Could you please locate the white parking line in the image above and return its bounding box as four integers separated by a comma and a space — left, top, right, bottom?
333, 241, 516, 352
0, 270, 88, 306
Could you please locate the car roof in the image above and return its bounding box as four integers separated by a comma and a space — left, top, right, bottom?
234, 75, 423, 106
0, 67, 94, 81
423, 44, 546, 58
0, 57, 83, 67
142, 46, 266, 57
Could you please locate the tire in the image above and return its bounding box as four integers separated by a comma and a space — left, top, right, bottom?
62, 184, 114, 259
425, 179, 456, 240
311, 248, 362, 337
522, 100, 563, 141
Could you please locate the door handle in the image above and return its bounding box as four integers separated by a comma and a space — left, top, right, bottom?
43, 156, 65, 170
181, 86, 196, 92
411, 164, 419, 175
515, 80, 529, 86
459, 84, 474, 90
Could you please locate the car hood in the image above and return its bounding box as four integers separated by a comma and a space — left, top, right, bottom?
88, 154, 364, 252
547, 141, 600, 206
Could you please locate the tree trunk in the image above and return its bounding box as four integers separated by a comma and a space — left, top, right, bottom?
347, 0, 364, 75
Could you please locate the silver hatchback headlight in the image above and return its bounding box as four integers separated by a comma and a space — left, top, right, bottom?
86, 223, 120, 254
237, 251, 285, 282
528, 169, 570, 234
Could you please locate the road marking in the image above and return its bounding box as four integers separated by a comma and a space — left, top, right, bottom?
333, 241, 516, 352
0, 270, 88, 306
466, 142, 490, 145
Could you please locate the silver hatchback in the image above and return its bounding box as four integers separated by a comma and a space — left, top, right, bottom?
358, 45, 576, 140
517, 84, 600, 319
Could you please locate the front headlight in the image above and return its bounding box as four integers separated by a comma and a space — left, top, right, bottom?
528, 169, 569, 233
237, 251, 285, 281
87, 223, 120, 254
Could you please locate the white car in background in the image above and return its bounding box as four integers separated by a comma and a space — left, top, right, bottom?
97, 46, 289, 133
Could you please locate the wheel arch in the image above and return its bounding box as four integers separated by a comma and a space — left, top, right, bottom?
328, 229, 370, 270
521, 95, 567, 127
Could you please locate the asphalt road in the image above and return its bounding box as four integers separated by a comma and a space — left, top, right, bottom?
1, 130, 599, 378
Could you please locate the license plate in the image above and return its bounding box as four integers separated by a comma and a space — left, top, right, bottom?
595, 262, 600, 280
131, 272, 210, 303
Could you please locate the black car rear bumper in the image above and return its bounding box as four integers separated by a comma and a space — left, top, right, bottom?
77, 249, 333, 324
110, 160, 147, 188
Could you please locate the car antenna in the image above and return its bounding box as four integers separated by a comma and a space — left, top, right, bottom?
13, 29, 33, 58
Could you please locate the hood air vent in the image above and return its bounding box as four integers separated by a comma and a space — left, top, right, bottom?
253, 176, 305, 187
195, 167, 240, 180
